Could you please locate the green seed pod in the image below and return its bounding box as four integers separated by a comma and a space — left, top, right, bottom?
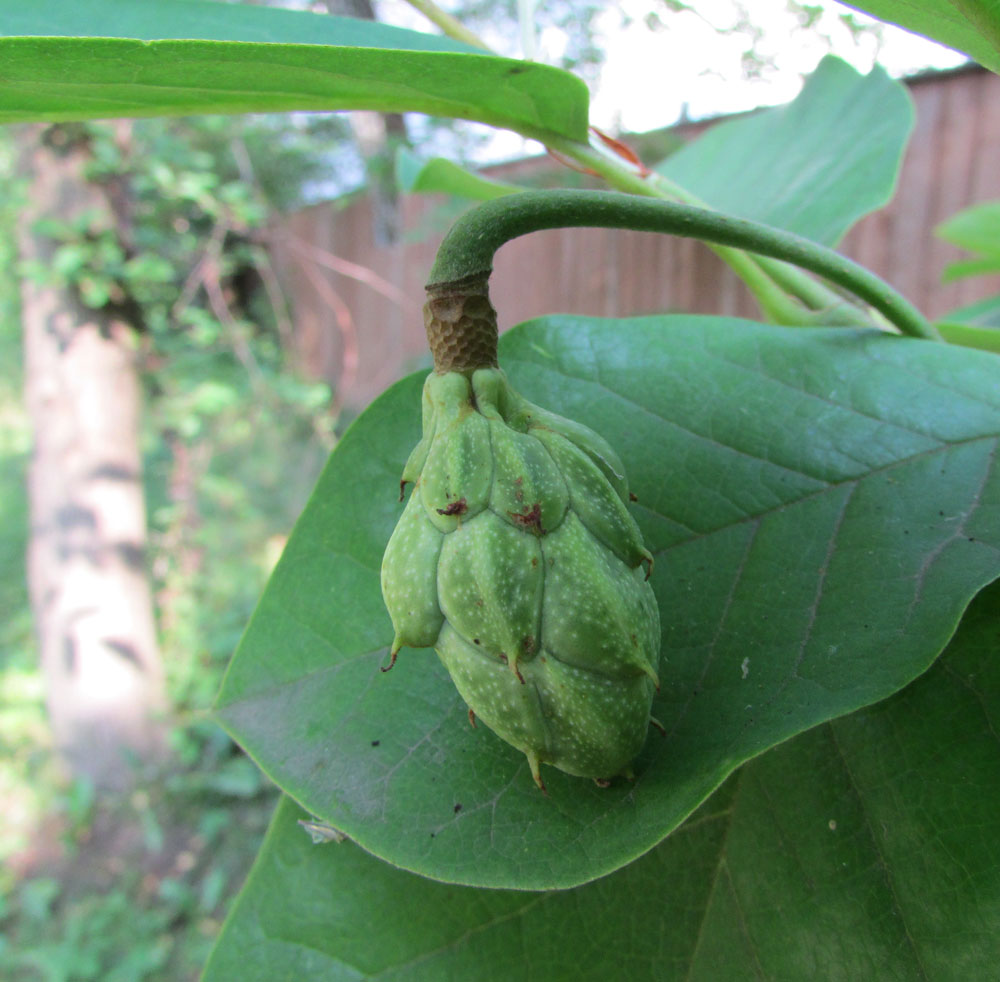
380, 366, 660, 790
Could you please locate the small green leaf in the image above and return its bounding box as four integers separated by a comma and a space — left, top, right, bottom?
122, 254, 175, 285
840, 0, 1000, 72
937, 200, 1000, 282
943, 257, 1000, 282
206, 580, 1000, 978
0, 0, 589, 144
51, 242, 91, 279
396, 147, 524, 202
78, 276, 114, 308
940, 292, 1000, 329
937, 321, 1000, 353
937, 200, 1000, 256
935, 234, 1000, 354
215, 315, 1000, 890
657, 56, 912, 245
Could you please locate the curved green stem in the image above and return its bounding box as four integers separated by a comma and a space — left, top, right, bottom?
401, 0, 491, 49
428, 189, 941, 342
558, 138, 879, 327
547, 136, 812, 325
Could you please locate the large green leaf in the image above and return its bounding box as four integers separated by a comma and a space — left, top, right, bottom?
657, 56, 912, 246
841, 1, 1000, 73
215, 314, 1000, 890
0, 0, 588, 143
940, 294, 1000, 329
205, 581, 1000, 980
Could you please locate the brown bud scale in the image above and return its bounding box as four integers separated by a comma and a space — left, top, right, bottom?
424, 272, 498, 373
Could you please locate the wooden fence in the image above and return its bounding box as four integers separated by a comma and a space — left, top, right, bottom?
271, 65, 1000, 408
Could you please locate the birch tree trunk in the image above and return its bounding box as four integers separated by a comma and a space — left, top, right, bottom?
19, 125, 167, 790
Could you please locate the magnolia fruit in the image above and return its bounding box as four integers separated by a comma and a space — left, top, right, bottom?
380, 367, 660, 790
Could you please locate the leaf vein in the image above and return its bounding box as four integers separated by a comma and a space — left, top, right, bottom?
827, 723, 931, 979
367, 893, 552, 980
684, 769, 744, 981
655, 433, 997, 553
906, 437, 999, 622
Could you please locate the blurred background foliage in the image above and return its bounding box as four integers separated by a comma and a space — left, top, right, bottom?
0, 112, 342, 981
